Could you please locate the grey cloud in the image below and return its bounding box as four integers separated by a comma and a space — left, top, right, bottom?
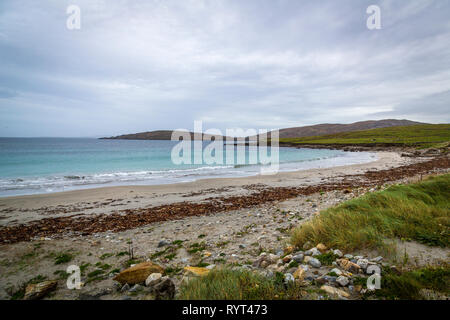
0, 0, 449, 137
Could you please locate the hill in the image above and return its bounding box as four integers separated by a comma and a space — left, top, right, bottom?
278, 124, 450, 148
100, 130, 229, 141
257, 119, 424, 140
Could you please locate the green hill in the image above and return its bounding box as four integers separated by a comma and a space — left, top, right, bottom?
279, 124, 450, 148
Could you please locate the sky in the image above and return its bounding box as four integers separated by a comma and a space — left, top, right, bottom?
0, 0, 449, 137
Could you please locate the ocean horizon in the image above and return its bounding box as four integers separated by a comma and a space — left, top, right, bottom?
0, 137, 376, 197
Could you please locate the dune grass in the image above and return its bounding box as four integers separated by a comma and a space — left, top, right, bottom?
291, 174, 450, 252
279, 124, 450, 148
177, 268, 304, 300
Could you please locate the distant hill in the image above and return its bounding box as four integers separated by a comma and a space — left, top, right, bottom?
256, 119, 425, 140
100, 130, 229, 141
279, 124, 450, 149
101, 119, 425, 141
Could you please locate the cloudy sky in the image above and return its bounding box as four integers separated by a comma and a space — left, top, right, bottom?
0, 0, 449, 137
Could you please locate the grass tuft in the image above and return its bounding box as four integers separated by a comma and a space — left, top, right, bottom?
291, 174, 450, 251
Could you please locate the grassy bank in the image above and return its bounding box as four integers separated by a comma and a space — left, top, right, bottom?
291, 173, 450, 252
279, 124, 450, 148
178, 268, 305, 300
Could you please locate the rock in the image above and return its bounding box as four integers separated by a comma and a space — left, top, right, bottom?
158, 240, 170, 247
293, 266, 306, 281
316, 243, 327, 253
284, 273, 295, 283
344, 254, 353, 259
206, 264, 216, 270
330, 268, 343, 276
320, 285, 350, 298
292, 253, 304, 263
305, 256, 321, 268
145, 273, 162, 287
113, 262, 165, 285
284, 246, 294, 254
371, 256, 383, 263
336, 259, 361, 273
302, 241, 312, 250
129, 284, 143, 292
253, 253, 278, 268
203, 251, 212, 257
356, 258, 369, 271
305, 248, 321, 256
239, 244, 246, 249
333, 249, 343, 257
150, 276, 175, 300
24, 280, 58, 300
354, 255, 364, 260
184, 266, 210, 277
120, 284, 130, 292
336, 276, 349, 287
282, 255, 292, 263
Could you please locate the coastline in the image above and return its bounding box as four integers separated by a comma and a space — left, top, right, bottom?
0, 151, 404, 224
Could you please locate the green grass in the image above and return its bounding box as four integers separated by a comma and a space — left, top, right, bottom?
373, 266, 450, 300
177, 268, 305, 300
279, 124, 450, 149
54, 253, 73, 265
291, 174, 450, 251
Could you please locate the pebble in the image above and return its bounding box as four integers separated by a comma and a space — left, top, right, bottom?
305, 248, 321, 256
336, 276, 349, 287
306, 257, 321, 268
158, 240, 170, 247
292, 253, 304, 263
284, 273, 295, 283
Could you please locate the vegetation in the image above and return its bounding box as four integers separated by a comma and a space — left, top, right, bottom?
291, 174, 450, 251
279, 124, 450, 149
177, 268, 305, 300
372, 266, 450, 300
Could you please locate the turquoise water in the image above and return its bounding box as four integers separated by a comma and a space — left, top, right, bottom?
0, 138, 376, 196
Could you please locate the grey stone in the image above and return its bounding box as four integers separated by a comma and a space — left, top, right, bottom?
307, 257, 321, 268
344, 254, 353, 259
333, 249, 343, 257
284, 273, 295, 283
357, 258, 369, 270
292, 253, 304, 263
371, 256, 383, 263
120, 283, 130, 292
158, 240, 171, 247
129, 284, 143, 292
336, 276, 349, 287
305, 248, 321, 256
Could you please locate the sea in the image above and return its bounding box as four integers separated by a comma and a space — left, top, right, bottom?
0, 138, 377, 197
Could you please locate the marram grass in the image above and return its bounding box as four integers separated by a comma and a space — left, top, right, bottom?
291, 174, 450, 251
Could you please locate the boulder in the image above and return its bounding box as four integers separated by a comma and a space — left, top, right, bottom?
333, 249, 343, 257
145, 273, 163, 287
24, 280, 58, 300
305, 256, 321, 268
292, 253, 304, 263
293, 266, 306, 281
356, 258, 369, 271
316, 243, 327, 253
337, 259, 361, 273
113, 262, 164, 285
150, 276, 175, 300
184, 266, 210, 277
320, 285, 350, 298
336, 276, 349, 287
330, 268, 343, 276
305, 248, 321, 256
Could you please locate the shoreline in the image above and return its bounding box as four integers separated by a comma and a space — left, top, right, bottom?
0, 151, 397, 218
1, 152, 449, 243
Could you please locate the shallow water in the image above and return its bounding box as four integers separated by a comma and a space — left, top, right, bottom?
0, 138, 377, 196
